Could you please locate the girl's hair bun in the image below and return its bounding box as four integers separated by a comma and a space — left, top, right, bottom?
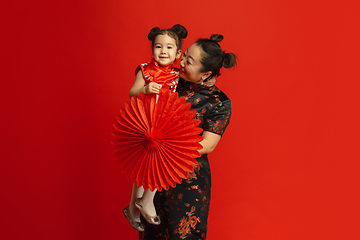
210, 34, 224, 43
223, 52, 237, 68
171, 24, 188, 39
148, 27, 161, 41
148, 24, 188, 50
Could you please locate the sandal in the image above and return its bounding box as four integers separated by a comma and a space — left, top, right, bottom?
122, 205, 145, 232
134, 198, 161, 225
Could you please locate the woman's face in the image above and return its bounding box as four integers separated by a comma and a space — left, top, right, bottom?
180, 44, 211, 84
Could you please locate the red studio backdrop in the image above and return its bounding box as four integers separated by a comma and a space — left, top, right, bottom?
1, 1, 359, 240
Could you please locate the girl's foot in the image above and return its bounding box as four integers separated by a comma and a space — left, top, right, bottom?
134, 198, 161, 225
123, 205, 145, 231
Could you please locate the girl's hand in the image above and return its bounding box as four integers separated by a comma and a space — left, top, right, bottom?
145, 82, 162, 94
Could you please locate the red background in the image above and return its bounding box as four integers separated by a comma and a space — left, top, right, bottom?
1, 1, 359, 239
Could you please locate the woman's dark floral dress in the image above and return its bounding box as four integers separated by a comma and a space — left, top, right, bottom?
140, 79, 231, 240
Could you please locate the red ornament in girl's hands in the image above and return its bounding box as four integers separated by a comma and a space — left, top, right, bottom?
112, 88, 203, 191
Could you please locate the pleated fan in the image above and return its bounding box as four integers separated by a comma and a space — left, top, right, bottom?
112, 88, 203, 191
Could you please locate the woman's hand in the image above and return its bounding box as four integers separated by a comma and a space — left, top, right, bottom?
145, 82, 162, 94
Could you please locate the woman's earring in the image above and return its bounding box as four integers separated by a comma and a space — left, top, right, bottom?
201, 81, 204, 85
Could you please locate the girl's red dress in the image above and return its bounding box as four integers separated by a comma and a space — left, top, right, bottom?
135, 59, 180, 92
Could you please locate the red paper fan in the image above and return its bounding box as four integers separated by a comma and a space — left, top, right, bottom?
112, 88, 203, 191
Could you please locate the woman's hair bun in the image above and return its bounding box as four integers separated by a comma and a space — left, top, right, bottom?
148, 27, 161, 41
223, 52, 237, 68
171, 24, 188, 39
210, 34, 224, 43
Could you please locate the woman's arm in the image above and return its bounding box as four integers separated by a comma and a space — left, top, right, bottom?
129, 71, 162, 98
198, 130, 221, 155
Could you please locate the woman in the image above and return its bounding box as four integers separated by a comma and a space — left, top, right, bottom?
139, 34, 236, 240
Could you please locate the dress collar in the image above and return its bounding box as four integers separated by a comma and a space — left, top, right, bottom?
151, 58, 173, 72
180, 78, 213, 91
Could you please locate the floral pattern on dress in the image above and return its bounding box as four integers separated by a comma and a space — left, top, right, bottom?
174, 206, 201, 239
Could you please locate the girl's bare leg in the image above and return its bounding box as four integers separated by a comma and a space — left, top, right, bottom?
139, 188, 158, 216
129, 183, 144, 222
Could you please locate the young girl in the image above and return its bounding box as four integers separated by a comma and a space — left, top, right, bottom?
123, 24, 188, 231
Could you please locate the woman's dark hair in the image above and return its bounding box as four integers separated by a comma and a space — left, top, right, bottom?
148, 24, 188, 50
196, 34, 236, 78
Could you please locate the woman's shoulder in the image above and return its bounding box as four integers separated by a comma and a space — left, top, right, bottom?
178, 79, 230, 101
205, 85, 231, 104
195, 85, 231, 112
211, 85, 229, 98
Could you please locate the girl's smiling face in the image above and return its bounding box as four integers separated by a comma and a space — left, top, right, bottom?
180, 44, 211, 84
153, 34, 181, 67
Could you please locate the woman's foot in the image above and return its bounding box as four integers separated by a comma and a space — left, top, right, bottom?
134, 198, 161, 225
122, 205, 145, 231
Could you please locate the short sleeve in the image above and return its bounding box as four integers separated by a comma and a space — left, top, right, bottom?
203, 99, 231, 136
135, 63, 153, 86
135, 65, 142, 76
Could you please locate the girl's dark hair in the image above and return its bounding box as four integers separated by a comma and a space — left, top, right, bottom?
148, 24, 188, 50
196, 34, 236, 78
